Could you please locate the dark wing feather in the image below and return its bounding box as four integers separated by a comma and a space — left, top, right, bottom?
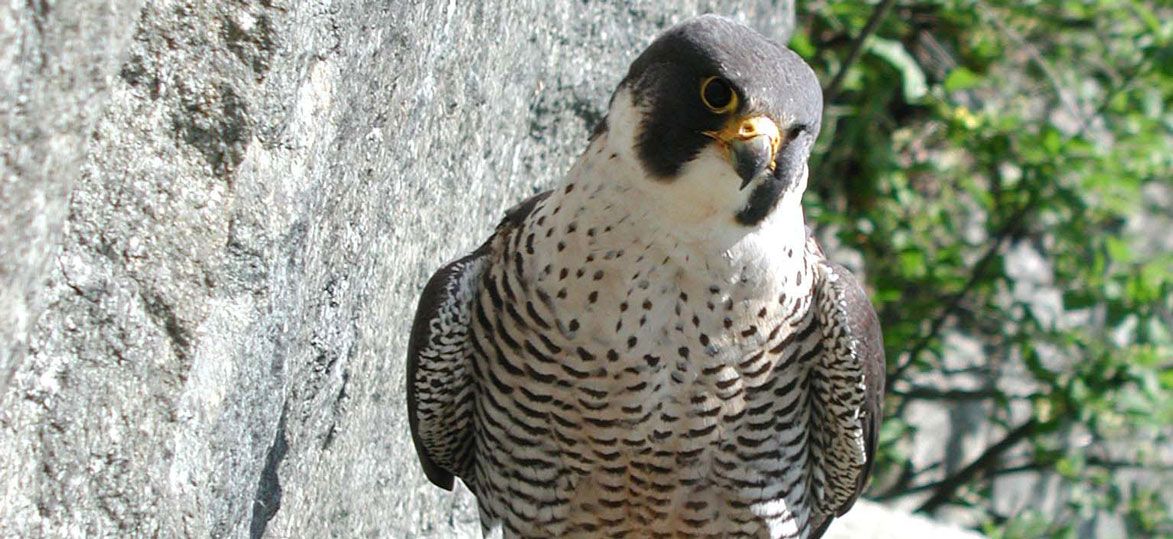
406, 246, 489, 490
828, 262, 886, 513
406, 191, 551, 490
808, 258, 886, 538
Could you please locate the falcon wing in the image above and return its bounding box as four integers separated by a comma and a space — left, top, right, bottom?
808, 259, 886, 538
406, 192, 551, 490
406, 246, 490, 490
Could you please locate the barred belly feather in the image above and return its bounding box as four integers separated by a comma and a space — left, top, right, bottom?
463, 186, 841, 538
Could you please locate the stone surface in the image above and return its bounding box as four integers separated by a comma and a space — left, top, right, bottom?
826, 499, 985, 539
0, 1, 982, 538
0, 0, 146, 394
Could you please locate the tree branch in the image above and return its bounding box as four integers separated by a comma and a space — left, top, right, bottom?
891, 387, 1036, 401
823, 0, 898, 103
881, 449, 1173, 502
916, 418, 1039, 513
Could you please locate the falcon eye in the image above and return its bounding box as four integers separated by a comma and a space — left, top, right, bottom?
700, 76, 737, 113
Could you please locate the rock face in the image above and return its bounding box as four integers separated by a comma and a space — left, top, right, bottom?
0, 0, 147, 396
0, 1, 979, 538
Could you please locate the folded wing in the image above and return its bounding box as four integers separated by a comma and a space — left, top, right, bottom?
808, 259, 886, 537
406, 247, 489, 490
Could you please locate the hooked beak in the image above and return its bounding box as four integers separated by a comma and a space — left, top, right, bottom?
703, 116, 782, 190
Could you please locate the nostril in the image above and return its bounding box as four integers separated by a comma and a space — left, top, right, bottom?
786, 124, 808, 142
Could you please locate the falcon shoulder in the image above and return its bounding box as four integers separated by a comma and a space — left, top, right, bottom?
406, 192, 550, 490
805, 239, 887, 538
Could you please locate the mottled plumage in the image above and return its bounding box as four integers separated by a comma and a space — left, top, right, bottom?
407, 15, 884, 539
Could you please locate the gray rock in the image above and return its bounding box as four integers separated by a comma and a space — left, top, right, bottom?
0, 1, 981, 538
826, 499, 985, 539
0, 0, 146, 394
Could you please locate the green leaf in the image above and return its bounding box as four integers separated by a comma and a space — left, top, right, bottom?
898, 249, 927, 276
788, 31, 815, 60
944, 66, 982, 91
1106, 236, 1133, 265
867, 37, 928, 101
1159, 369, 1173, 392
1131, 2, 1163, 36
1063, 290, 1097, 309
1042, 127, 1064, 156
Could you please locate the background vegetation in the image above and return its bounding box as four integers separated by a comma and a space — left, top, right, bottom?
793, 0, 1173, 537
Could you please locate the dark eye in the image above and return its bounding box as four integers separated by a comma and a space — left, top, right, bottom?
700, 76, 737, 113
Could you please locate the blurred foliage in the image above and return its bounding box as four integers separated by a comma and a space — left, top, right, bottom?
794, 0, 1173, 536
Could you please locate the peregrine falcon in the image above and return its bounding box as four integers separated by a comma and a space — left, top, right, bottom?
407, 15, 885, 539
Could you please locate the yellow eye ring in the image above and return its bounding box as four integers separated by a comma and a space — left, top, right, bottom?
700, 76, 738, 113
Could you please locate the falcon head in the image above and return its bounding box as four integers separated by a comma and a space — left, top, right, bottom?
601, 15, 822, 231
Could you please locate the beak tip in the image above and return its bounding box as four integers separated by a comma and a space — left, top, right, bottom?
730, 135, 775, 189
